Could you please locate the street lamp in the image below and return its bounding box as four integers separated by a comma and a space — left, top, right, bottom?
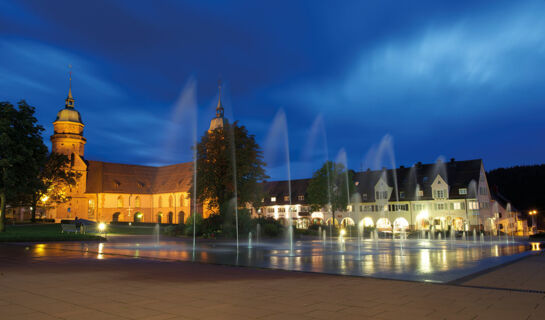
529, 210, 538, 235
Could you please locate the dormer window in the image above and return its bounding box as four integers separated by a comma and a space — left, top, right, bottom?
284, 196, 289, 201
297, 195, 304, 201
435, 189, 446, 198
271, 197, 276, 202
400, 191, 405, 199
362, 193, 368, 201
459, 188, 467, 195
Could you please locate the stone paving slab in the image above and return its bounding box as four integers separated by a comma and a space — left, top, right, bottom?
0, 244, 544, 319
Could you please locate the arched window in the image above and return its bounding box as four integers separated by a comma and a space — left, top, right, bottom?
169, 195, 173, 208
117, 196, 123, 208
158, 196, 163, 208
135, 196, 141, 208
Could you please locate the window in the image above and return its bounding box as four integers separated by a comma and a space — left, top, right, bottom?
289, 207, 297, 212
453, 202, 461, 210
267, 207, 275, 213
435, 189, 446, 199
435, 203, 445, 210
413, 204, 424, 211
418, 190, 424, 197
117, 196, 123, 208
284, 196, 290, 201
400, 191, 405, 199
375, 191, 388, 200
468, 201, 479, 210
271, 197, 276, 202
278, 207, 286, 213
362, 193, 368, 201
459, 188, 467, 195
297, 195, 304, 201
88, 199, 95, 216
135, 196, 141, 208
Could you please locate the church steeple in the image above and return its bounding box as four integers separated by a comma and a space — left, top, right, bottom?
209, 80, 228, 131
216, 79, 224, 118
65, 65, 75, 109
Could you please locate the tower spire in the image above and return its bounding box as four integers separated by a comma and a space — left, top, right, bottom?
65, 65, 75, 108
216, 78, 224, 118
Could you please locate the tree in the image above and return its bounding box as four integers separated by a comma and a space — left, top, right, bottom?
307, 161, 355, 226
0, 101, 48, 231
194, 121, 268, 223
30, 153, 80, 222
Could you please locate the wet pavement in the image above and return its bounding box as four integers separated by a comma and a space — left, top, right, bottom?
0, 238, 544, 320
5, 235, 534, 283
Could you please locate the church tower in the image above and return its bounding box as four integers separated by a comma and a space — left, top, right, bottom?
50, 69, 88, 220
51, 70, 86, 157
209, 81, 228, 131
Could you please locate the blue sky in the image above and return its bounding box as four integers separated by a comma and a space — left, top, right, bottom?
1, 0, 544, 180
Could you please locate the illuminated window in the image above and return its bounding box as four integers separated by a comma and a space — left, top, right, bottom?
278, 207, 286, 213
453, 202, 461, 210
267, 207, 275, 213
297, 195, 304, 201
284, 196, 289, 201
271, 197, 276, 202
459, 188, 467, 195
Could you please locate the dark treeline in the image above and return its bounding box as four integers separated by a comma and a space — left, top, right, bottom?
487, 165, 545, 214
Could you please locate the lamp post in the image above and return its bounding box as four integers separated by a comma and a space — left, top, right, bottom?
529, 210, 538, 235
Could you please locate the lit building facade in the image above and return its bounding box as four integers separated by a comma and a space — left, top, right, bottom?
44, 77, 229, 223
258, 159, 513, 233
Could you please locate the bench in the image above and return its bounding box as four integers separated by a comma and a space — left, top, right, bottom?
61, 224, 78, 233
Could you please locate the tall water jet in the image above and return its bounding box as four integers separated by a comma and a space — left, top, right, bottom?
304, 116, 332, 242
318, 226, 322, 241
265, 110, 294, 255
170, 79, 198, 257
248, 232, 253, 249
473, 229, 477, 243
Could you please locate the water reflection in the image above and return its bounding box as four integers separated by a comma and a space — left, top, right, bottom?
27, 238, 536, 283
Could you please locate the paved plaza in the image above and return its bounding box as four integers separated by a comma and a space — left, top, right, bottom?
1, 242, 544, 320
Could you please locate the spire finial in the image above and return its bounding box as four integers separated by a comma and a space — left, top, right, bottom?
65, 64, 75, 108
216, 78, 224, 118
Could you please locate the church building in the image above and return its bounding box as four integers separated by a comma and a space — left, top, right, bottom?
47, 76, 227, 224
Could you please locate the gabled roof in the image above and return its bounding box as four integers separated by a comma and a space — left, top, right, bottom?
262, 178, 310, 206
86, 160, 193, 194
354, 159, 482, 201
259, 159, 484, 204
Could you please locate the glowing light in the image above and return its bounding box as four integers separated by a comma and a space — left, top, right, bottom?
531, 242, 541, 251
416, 210, 429, 220
360, 217, 374, 227
40, 195, 49, 203
98, 223, 106, 232
340, 229, 346, 236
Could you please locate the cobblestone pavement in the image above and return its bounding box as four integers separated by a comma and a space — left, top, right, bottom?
1, 243, 543, 320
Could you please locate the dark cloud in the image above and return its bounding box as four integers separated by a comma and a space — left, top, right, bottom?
1, 0, 544, 179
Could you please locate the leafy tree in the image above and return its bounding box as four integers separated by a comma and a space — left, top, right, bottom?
0, 101, 48, 231
194, 121, 268, 225
30, 153, 80, 221
307, 161, 355, 226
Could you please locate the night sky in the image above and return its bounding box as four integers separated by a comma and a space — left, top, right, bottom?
1, 0, 544, 180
